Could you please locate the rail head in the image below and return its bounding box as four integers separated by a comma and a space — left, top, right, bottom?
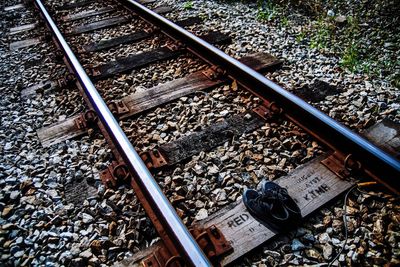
32, 0, 212, 265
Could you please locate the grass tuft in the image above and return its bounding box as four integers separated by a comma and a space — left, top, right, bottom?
256, 0, 279, 22
183, 1, 194, 10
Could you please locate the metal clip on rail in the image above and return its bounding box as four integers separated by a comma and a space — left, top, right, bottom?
100, 161, 131, 188
143, 225, 233, 267
253, 101, 283, 120
321, 151, 362, 179
74, 110, 98, 130
108, 100, 130, 116
202, 65, 225, 81
141, 149, 168, 169
56, 73, 76, 88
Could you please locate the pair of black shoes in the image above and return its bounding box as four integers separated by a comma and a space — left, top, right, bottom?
243, 181, 302, 232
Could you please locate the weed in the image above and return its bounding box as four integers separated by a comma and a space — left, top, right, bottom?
340, 42, 359, 72
392, 73, 400, 88
183, 1, 193, 10
309, 18, 333, 49
281, 16, 289, 27
296, 31, 307, 43
257, 0, 279, 22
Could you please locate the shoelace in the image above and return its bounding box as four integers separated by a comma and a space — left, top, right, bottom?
253, 188, 288, 209
263, 187, 289, 202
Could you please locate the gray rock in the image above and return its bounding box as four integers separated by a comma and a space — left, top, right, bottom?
291, 239, 305, 251
79, 249, 93, 259
264, 249, 281, 258
323, 243, 333, 260
81, 213, 94, 224
9, 191, 20, 200
4, 142, 12, 150
318, 232, 331, 244
195, 208, 208, 221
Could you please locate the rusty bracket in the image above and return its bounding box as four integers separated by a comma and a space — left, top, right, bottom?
253, 104, 273, 120
143, 225, 232, 267
54, 50, 65, 62
85, 64, 101, 77
321, 151, 362, 179
56, 73, 76, 88
190, 225, 233, 263
108, 100, 130, 116
165, 41, 184, 51
74, 110, 98, 130
143, 245, 183, 267
99, 161, 131, 188
202, 65, 226, 81
140, 149, 168, 169
253, 101, 282, 120
144, 26, 158, 34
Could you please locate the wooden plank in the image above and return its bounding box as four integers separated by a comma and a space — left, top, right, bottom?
61, 4, 170, 23
36, 53, 282, 147
61, 7, 116, 22
10, 38, 41, 51
81, 17, 202, 53
91, 46, 180, 79
116, 120, 397, 267
56, 0, 95, 10
67, 6, 172, 35
159, 113, 265, 165
4, 4, 25, 11
37, 114, 86, 148
138, 0, 156, 3
363, 119, 399, 157
147, 6, 173, 15
90, 31, 231, 80
81, 31, 152, 53
68, 16, 131, 35
118, 53, 281, 118
20, 81, 58, 98
9, 23, 37, 35
176, 17, 203, 27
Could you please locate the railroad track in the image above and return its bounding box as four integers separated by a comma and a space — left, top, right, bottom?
4, 0, 399, 266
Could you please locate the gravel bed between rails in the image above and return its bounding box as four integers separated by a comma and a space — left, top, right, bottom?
0, 0, 399, 266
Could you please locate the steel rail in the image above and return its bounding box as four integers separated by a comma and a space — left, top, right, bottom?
33, 0, 212, 266
119, 0, 400, 194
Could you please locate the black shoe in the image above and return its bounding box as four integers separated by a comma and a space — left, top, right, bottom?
262, 181, 302, 223
243, 188, 291, 232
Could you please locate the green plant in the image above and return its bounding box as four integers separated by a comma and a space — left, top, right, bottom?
392, 73, 400, 88
310, 18, 333, 49
340, 42, 359, 72
296, 31, 306, 43
183, 1, 193, 10
281, 16, 289, 27
257, 0, 279, 22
